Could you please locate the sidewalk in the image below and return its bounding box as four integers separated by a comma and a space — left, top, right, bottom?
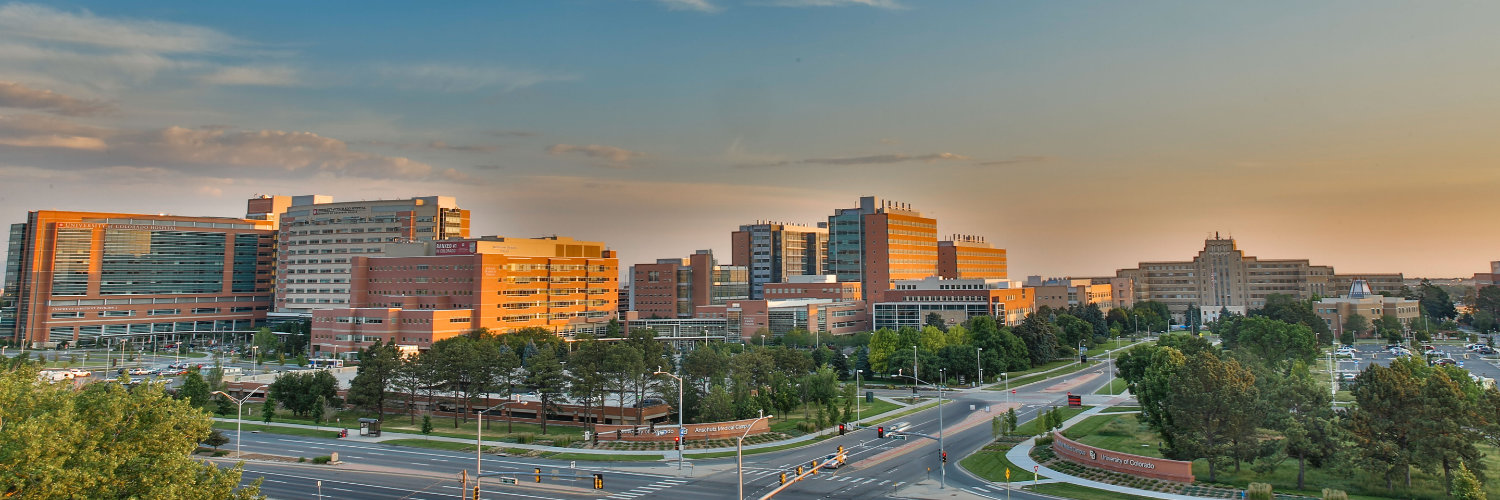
1002, 397, 1212, 500
213, 395, 918, 458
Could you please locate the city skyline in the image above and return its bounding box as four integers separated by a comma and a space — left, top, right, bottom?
2, 1, 1497, 278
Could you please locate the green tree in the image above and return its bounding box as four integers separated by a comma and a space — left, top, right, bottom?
567, 337, 609, 435
1420, 282, 1458, 321
267, 369, 340, 418
700, 382, 735, 422
925, 312, 947, 332
1342, 313, 1370, 339
1348, 360, 1422, 491
1411, 368, 1483, 493
1257, 365, 1338, 490
1220, 316, 1319, 366
261, 398, 275, 423
1162, 351, 1258, 482
251, 327, 280, 356
1339, 327, 1355, 347
1452, 462, 1484, 500
421, 415, 433, 437
0, 367, 262, 498
201, 429, 231, 451
346, 340, 400, 420
1252, 294, 1334, 345
1005, 407, 1018, 436
1014, 313, 1060, 367
179, 370, 213, 410
524, 348, 566, 435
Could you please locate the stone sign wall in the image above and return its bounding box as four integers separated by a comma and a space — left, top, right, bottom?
1050, 431, 1195, 483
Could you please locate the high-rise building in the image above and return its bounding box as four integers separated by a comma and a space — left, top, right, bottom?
825, 196, 938, 299
2, 210, 276, 347
938, 235, 1008, 280
312, 236, 617, 356
270, 195, 469, 316
1476, 261, 1500, 290
628, 250, 748, 318
730, 222, 828, 299
1116, 235, 1403, 315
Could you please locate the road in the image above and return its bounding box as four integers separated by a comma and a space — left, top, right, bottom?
226, 359, 1122, 500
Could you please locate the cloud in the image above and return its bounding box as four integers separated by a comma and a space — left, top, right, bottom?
756, 0, 902, 8
199, 66, 300, 86
741, 152, 971, 167
489, 130, 539, 138
878, 138, 899, 145
656, 0, 721, 12
977, 155, 1050, 166
547, 143, 645, 164
0, 81, 115, 116
374, 63, 575, 92
364, 139, 498, 153
0, 112, 111, 150
0, 3, 241, 53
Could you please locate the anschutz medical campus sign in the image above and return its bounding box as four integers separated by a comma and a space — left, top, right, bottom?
1050, 432, 1195, 483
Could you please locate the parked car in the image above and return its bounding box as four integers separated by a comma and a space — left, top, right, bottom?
1434, 358, 1462, 367
1477, 347, 1497, 355
67, 368, 92, 378
128, 367, 153, 376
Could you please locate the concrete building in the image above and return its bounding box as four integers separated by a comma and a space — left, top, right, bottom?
730, 222, 828, 299
270, 195, 470, 316
826, 196, 938, 298
873, 276, 1034, 329
697, 298, 870, 341
310, 236, 617, 356
1474, 261, 1500, 289
1116, 235, 1403, 315
938, 235, 1008, 280
762, 275, 861, 302
1314, 280, 1422, 339
1030, 277, 1116, 311
628, 250, 748, 319
2, 210, 276, 347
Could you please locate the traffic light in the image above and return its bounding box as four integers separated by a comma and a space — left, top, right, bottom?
810, 460, 818, 474
837, 445, 844, 455
673, 436, 680, 449
779, 472, 787, 484
534, 467, 542, 483
877, 426, 884, 438
839, 423, 845, 435
593, 474, 604, 489
941, 450, 947, 463
796, 466, 804, 476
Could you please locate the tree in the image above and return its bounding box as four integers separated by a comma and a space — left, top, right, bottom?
700, 382, 735, 422
1452, 462, 1484, 500
1014, 313, 1060, 367
1220, 317, 1319, 366
1257, 366, 1338, 490
179, 370, 213, 410
1161, 351, 1258, 482
346, 340, 400, 420
1342, 313, 1370, 339
525, 348, 565, 435
268, 369, 340, 418
0, 366, 262, 499
1348, 360, 1422, 491
1252, 295, 1334, 345
1411, 368, 1483, 494
567, 337, 609, 437
202, 429, 231, 451
1420, 282, 1458, 321
421, 415, 433, 438
925, 312, 947, 332
1005, 407, 1019, 436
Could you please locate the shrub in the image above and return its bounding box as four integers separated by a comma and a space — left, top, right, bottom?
555, 437, 572, 448
1035, 435, 1054, 447
312, 455, 332, 464
298, 457, 306, 463
515, 433, 534, 444
212, 450, 228, 457
1321, 488, 1348, 500
1246, 483, 1272, 500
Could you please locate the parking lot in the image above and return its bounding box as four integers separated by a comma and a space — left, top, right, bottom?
1334, 341, 1500, 387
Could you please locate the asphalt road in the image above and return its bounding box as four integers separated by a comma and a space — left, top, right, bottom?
226, 360, 1121, 500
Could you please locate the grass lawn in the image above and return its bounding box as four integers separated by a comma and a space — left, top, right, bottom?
1082, 339, 1144, 359
1028, 482, 1159, 500
238, 403, 584, 442
211, 421, 342, 439
542, 452, 663, 462
381, 438, 482, 452
685, 433, 833, 459
1005, 361, 1098, 389
1093, 378, 1127, 395
1063, 414, 1162, 459
1097, 405, 1140, 414
769, 395, 895, 435
961, 445, 1045, 483
1015, 406, 1089, 435
857, 399, 952, 427
1188, 444, 1500, 500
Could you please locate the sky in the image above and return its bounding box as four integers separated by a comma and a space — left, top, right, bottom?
1, 1, 1497, 279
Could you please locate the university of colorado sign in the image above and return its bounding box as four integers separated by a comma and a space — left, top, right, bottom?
1050, 431, 1195, 483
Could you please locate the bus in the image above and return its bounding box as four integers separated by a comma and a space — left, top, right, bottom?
309, 358, 345, 369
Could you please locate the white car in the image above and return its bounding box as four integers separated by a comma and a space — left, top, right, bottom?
128, 367, 153, 376
67, 368, 92, 378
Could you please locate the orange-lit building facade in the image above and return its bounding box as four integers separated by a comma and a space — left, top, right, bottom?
762, 275, 861, 302
310, 236, 617, 356
861, 203, 938, 298
2, 211, 276, 346
874, 277, 1035, 329
938, 236, 1008, 280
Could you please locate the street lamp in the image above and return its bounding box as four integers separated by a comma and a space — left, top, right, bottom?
736, 410, 773, 500
938, 367, 946, 490
652, 366, 684, 471
476, 404, 504, 500
976, 347, 983, 388
212, 384, 269, 458
855, 370, 863, 423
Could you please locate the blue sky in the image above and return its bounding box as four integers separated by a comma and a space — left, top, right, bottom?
2, 1, 1498, 278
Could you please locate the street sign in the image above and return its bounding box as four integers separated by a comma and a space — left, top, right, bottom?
1005, 468, 1010, 480
500, 477, 517, 485
679, 427, 687, 436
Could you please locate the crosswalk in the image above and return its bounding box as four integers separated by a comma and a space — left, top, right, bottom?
598, 478, 689, 499
742, 469, 900, 488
